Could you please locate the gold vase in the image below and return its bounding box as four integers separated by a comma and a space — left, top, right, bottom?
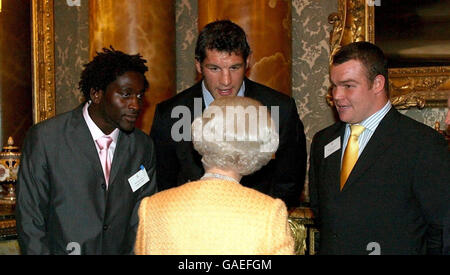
0, 137, 21, 209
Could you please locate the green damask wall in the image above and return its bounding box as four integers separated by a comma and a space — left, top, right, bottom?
54, 0, 89, 114
175, 0, 199, 93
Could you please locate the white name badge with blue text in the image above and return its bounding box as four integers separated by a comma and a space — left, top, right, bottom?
324, 136, 341, 158
128, 165, 149, 192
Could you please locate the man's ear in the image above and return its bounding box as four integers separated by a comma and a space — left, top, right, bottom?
372, 75, 386, 95
195, 60, 202, 75
245, 54, 251, 70
90, 88, 104, 104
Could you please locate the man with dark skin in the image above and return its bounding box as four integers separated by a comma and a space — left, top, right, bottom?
16, 47, 157, 255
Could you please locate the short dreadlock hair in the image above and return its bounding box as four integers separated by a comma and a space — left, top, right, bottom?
79, 46, 149, 101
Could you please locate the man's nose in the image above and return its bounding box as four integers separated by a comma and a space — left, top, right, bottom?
331, 86, 343, 101
128, 95, 140, 111
220, 70, 231, 86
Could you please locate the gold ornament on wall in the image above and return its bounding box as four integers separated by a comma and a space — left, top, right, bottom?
328, 0, 450, 109
31, 0, 56, 123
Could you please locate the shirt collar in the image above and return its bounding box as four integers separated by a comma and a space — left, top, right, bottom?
201, 81, 246, 108
82, 101, 120, 143
346, 100, 392, 132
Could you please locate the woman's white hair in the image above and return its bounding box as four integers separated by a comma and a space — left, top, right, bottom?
192, 97, 279, 176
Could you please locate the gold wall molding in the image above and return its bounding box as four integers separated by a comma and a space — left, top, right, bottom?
329, 0, 449, 109
31, 0, 56, 123
288, 207, 316, 255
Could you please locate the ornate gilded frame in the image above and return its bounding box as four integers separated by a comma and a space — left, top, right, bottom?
329, 0, 450, 109
31, 0, 56, 123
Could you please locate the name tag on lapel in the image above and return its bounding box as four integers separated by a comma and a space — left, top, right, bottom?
324, 137, 341, 158
128, 165, 149, 192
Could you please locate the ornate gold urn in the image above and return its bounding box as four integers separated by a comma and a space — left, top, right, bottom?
0, 137, 21, 208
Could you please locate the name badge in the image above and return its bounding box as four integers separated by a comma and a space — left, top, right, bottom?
128, 165, 149, 192
324, 136, 341, 158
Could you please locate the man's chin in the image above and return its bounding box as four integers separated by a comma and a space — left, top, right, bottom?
337, 112, 348, 123
119, 123, 135, 133
338, 114, 355, 124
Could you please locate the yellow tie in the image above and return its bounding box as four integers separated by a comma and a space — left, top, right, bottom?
340, 124, 365, 190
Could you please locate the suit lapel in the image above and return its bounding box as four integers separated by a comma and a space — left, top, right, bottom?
68, 105, 105, 181
109, 131, 131, 185
186, 81, 205, 120
342, 108, 400, 191
243, 78, 262, 102
175, 82, 205, 181
323, 123, 346, 193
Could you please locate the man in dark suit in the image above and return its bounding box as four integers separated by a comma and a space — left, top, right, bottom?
309, 41, 449, 254
16, 47, 157, 254
150, 20, 307, 207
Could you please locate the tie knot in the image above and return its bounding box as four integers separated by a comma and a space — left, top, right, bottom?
350, 124, 365, 137
96, 136, 113, 150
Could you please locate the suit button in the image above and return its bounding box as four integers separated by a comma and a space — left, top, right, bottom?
101, 183, 107, 190
103, 225, 108, 231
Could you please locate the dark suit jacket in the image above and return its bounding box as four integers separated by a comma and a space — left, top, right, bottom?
16, 105, 157, 255
309, 108, 450, 254
150, 78, 307, 207
444, 208, 450, 254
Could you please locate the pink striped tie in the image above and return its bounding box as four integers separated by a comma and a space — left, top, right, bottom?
96, 136, 113, 187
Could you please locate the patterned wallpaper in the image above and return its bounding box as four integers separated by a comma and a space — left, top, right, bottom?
290, 0, 337, 200
175, 0, 199, 93
54, 0, 447, 149
292, 0, 337, 151
54, 0, 89, 114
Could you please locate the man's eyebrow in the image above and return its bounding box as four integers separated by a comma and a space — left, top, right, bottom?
340, 79, 358, 83
204, 63, 220, 68
335, 79, 359, 85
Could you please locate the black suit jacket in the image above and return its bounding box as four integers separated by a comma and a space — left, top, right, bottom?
16, 105, 157, 254
309, 108, 450, 254
444, 209, 450, 254
150, 78, 307, 207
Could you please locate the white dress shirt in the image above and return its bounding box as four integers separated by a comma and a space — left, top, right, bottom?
82, 101, 120, 163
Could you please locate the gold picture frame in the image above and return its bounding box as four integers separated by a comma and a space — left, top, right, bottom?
329, 0, 450, 109
31, 0, 56, 124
